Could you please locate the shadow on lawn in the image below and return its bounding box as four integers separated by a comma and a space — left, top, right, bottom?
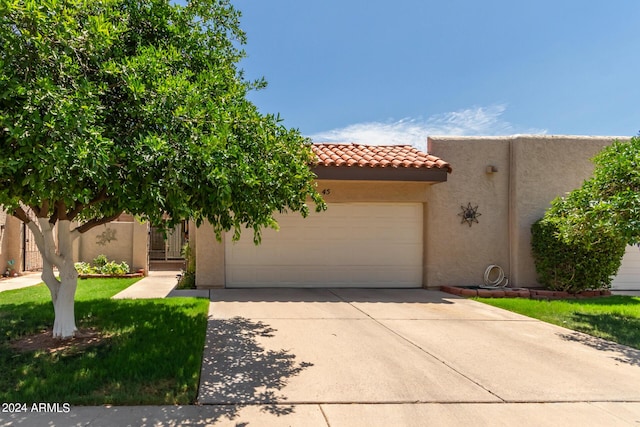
197, 316, 312, 423
563, 295, 640, 306
0, 300, 53, 343
0, 298, 208, 405
559, 312, 640, 367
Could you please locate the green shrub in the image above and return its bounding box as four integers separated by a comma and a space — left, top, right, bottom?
100, 261, 130, 276
75, 257, 129, 276
93, 254, 109, 268
530, 137, 640, 293
531, 216, 626, 293
177, 243, 196, 289
177, 271, 195, 289
74, 262, 95, 275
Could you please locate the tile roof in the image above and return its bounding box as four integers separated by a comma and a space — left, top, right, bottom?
312, 143, 452, 173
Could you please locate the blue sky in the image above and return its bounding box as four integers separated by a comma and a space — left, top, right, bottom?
231, 0, 640, 149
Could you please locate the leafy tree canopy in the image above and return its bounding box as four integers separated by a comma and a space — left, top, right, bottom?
0, 0, 323, 239
548, 136, 640, 247
0, 0, 324, 337
531, 136, 639, 291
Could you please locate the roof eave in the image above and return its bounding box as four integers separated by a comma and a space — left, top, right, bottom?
312, 166, 449, 183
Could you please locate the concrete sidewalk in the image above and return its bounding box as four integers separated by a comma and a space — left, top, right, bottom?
3, 288, 640, 426
111, 270, 179, 299
0, 272, 43, 292
3, 401, 640, 426
0, 270, 204, 299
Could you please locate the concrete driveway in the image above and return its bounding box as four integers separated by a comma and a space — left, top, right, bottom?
3, 286, 640, 426
198, 288, 640, 426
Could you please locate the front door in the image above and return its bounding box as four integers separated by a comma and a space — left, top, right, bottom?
149, 222, 186, 261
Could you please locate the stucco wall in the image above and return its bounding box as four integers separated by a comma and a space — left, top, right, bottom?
0, 212, 22, 275
509, 135, 622, 285
194, 219, 225, 289
315, 180, 431, 203
77, 220, 148, 272
427, 135, 628, 288
425, 137, 511, 287
1, 209, 10, 272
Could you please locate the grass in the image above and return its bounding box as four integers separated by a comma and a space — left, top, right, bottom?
0, 278, 209, 405
476, 295, 640, 350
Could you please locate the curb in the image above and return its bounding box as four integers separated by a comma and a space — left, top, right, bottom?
440, 286, 612, 299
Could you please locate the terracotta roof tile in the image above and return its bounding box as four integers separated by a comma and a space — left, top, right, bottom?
312, 143, 452, 172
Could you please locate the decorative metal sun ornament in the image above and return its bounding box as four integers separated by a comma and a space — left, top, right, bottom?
459, 203, 481, 227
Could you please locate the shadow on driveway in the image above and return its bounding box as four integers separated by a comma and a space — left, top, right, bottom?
209, 288, 455, 304
197, 316, 313, 422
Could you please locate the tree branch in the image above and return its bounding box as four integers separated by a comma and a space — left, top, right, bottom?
12, 206, 31, 223
68, 201, 84, 221
40, 200, 50, 217
74, 211, 123, 234
55, 200, 68, 221
33, 218, 64, 267
49, 210, 59, 226
67, 189, 109, 220
49, 203, 58, 225
29, 204, 41, 217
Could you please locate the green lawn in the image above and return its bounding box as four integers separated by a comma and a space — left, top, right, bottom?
476, 295, 640, 350
0, 278, 209, 405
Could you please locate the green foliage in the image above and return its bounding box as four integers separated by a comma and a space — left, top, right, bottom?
100, 261, 129, 276
93, 254, 108, 269
75, 255, 129, 276
177, 242, 196, 289
551, 136, 640, 246
477, 296, 640, 350
0, 279, 209, 404
530, 137, 640, 292
1, 278, 140, 343
74, 262, 93, 275
531, 217, 625, 292
0, 0, 324, 240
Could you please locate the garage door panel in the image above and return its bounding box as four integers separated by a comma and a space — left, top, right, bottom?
377, 227, 415, 241
226, 244, 254, 265
612, 245, 640, 290
225, 203, 423, 288
281, 245, 326, 264
226, 266, 421, 288
386, 245, 422, 266
326, 247, 421, 266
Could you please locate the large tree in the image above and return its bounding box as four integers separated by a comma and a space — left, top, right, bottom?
0, 0, 323, 338
531, 136, 640, 292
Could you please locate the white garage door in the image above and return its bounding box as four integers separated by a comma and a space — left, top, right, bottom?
225, 203, 423, 288
612, 245, 640, 290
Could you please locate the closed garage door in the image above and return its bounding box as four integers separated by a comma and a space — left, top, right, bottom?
612, 245, 640, 290
225, 203, 423, 288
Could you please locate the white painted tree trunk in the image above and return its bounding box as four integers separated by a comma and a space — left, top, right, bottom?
51, 260, 79, 339
28, 219, 80, 339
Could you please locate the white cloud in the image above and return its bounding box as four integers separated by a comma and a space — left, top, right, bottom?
308, 104, 546, 151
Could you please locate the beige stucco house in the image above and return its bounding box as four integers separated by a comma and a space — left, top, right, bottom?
2, 134, 638, 290
193, 135, 639, 290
